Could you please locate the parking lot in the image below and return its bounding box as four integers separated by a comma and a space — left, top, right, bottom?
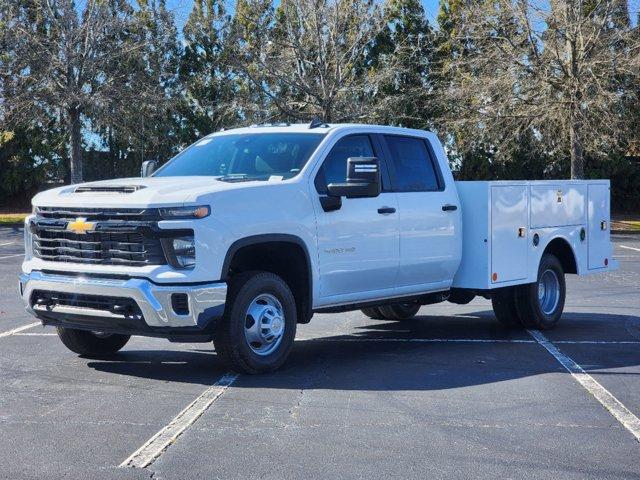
1, 225, 639, 479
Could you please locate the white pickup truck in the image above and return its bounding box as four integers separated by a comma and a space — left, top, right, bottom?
19, 123, 617, 373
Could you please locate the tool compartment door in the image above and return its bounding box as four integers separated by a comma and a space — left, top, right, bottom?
587, 183, 611, 270
490, 185, 528, 283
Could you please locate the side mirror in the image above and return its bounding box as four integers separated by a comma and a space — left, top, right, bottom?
141, 160, 158, 177
327, 157, 381, 199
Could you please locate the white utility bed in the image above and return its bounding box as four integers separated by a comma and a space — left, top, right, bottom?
452, 180, 617, 290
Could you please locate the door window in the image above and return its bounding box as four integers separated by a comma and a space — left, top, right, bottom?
315, 135, 375, 194
384, 135, 441, 192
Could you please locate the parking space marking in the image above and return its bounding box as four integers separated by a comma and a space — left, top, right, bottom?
620, 245, 640, 253
14, 332, 57, 336
303, 337, 536, 343
0, 254, 23, 260
0, 241, 17, 246
120, 373, 238, 469
0, 322, 40, 338
554, 340, 640, 345
529, 329, 640, 443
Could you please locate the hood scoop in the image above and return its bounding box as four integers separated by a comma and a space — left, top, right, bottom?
74, 185, 146, 194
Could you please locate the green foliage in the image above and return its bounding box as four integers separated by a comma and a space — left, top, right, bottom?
1, 0, 638, 212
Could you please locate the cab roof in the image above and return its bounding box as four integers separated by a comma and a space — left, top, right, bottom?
208, 123, 434, 137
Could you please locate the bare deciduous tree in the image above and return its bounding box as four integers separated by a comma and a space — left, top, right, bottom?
231, 0, 392, 122
0, 0, 142, 183
439, 0, 640, 178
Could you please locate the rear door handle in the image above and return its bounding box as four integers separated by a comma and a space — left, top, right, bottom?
377, 207, 396, 215
442, 204, 458, 212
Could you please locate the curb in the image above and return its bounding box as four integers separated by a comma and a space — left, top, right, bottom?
612, 230, 640, 235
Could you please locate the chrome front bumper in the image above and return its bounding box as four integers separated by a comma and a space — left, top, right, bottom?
19, 271, 227, 329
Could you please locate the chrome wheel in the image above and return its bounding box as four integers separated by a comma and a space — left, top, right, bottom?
538, 269, 560, 315
244, 293, 285, 356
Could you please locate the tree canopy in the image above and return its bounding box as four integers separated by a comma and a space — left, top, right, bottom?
1, 0, 639, 210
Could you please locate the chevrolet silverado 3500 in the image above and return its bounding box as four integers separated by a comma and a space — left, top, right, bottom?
19, 123, 617, 374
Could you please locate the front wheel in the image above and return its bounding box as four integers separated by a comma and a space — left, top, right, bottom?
214, 271, 297, 374
515, 254, 566, 330
56, 327, 130, 357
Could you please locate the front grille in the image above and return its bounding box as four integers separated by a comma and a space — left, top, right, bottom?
31, 207, 168, 266
31, 290, 141, 317
33, 229, 165, 265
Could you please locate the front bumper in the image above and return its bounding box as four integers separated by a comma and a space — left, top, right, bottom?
19, 271, 227, 335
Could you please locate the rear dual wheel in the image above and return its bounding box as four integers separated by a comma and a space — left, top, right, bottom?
491, 254, 566, 330
362, 301, 421, 321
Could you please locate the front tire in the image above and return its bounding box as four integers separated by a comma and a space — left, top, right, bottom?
214, 271, 297, 374
515, 254, 566, 330
56, 327, 130, 357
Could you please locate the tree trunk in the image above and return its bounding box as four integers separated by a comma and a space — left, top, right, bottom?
569, 103, 584, 179
69, 107, 83, 184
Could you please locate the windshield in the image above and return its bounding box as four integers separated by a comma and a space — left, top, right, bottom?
154, 132, 325, 181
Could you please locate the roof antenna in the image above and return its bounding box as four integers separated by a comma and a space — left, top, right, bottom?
309, 117, 328, 129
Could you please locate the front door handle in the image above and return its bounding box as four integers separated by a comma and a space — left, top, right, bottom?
442, 204, 458, 212
377, 207, 396, 215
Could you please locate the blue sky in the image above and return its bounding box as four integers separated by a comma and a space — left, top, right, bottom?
166, 0, 442, 28
166, 0, 638, 30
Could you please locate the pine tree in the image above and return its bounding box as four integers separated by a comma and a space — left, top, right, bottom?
368, 0, 433, 128
179, 0, 239, 141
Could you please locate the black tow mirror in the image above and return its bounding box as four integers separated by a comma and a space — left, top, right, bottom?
327, 157, 381, 199
141, 160, 158, 177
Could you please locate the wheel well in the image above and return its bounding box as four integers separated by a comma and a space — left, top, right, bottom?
543, 238, 577, 274
224, 240, 312, 323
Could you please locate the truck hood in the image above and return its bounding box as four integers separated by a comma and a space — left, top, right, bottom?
32, 176, 280, 208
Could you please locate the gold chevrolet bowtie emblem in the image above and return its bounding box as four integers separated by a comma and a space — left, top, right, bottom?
67, 217, 96, 234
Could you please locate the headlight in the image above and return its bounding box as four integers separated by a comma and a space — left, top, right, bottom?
24, 219, 33, 260
172, 236, 196, 269
159, 205, 210, 219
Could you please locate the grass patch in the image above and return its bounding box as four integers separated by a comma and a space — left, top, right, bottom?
612, 220, 640, 232
0, 213, 28, 225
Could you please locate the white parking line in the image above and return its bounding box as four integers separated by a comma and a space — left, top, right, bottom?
0, 241, 17, 246
120, 373, 239, 469
554, 340, 640, 345
0, 322, 40, 338
528, 329, 640, 443
312, 337, 536, 343
620, 245, 640, 253
14, 332, 57, 336
0, 253, 23, 260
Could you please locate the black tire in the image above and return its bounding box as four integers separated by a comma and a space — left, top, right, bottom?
378, 302, 421, 321
361, 307, 385, 319
213, 271, 297, 374
56, 327, 130, 357
515, 254, 566, 330
491, 287, 522, 327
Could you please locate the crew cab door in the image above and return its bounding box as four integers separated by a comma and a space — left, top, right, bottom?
313, 134, 399, 303
380, 134, 461, 292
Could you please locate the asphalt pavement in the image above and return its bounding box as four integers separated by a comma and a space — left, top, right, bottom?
1, 225, 639, 479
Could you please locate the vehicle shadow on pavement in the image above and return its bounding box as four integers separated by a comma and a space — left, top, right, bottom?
85, 349, 225, 386
84, 311, 640, 390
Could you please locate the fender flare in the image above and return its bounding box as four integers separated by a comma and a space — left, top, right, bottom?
220, 234, 314, 322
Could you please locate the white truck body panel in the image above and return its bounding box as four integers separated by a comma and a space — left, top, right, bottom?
452, 180, 617, 290
20, 124, 617, 335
